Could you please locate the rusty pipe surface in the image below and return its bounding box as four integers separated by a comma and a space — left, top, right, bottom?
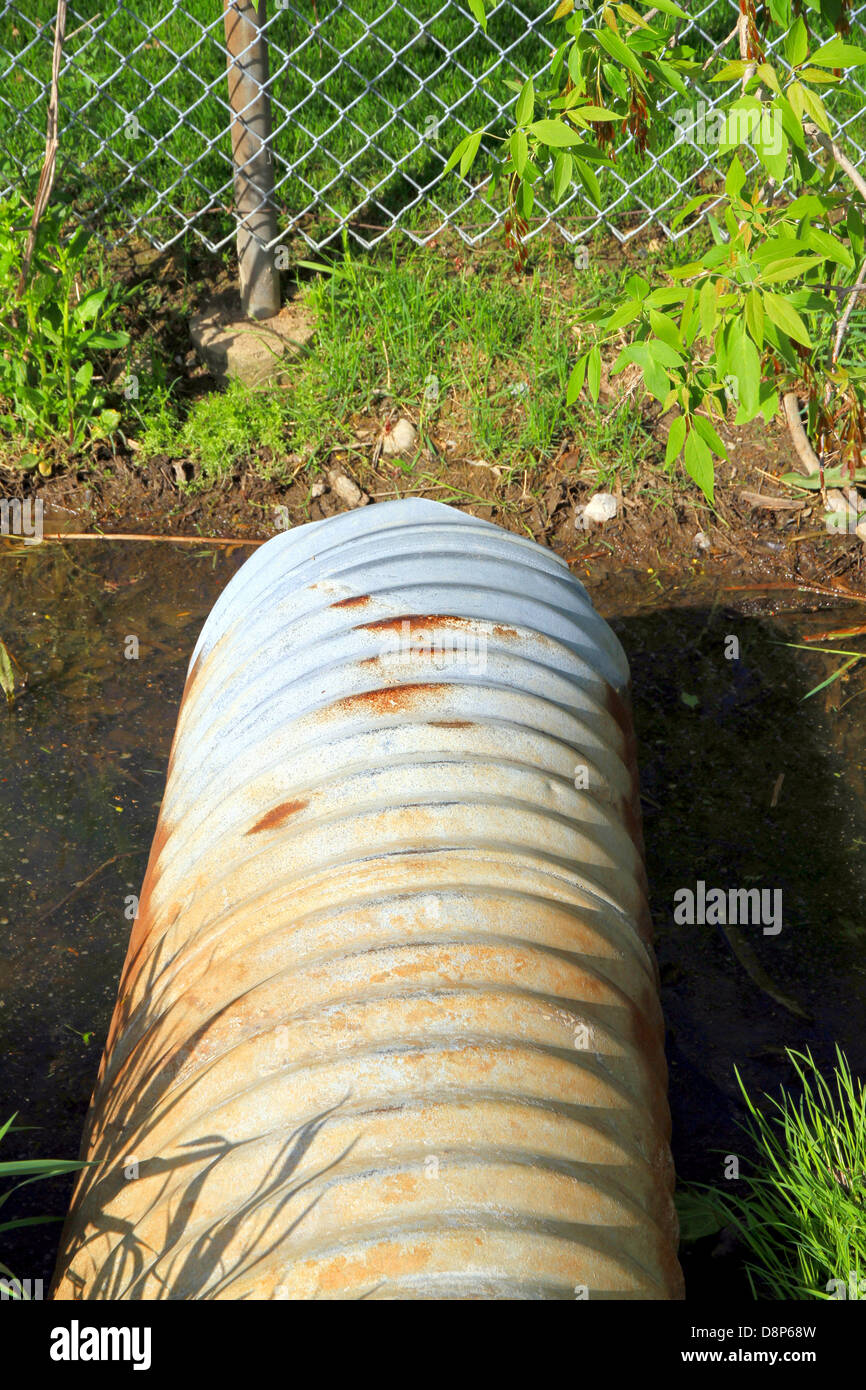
52, 499, 682, 1300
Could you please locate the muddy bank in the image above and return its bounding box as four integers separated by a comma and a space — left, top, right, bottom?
3, 230, 863, 590
9, 425, 866, 597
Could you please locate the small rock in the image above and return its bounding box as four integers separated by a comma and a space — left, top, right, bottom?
381, 418, 418, 457
327, 468, 369, 508
582, 492, 618, 524
694, 530, 711, 553
310, 480, 326, 499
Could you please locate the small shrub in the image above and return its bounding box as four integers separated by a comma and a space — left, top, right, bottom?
0, 194, 129, 452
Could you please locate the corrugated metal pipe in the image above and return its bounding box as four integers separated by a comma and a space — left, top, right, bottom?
52, 498, 682, 1300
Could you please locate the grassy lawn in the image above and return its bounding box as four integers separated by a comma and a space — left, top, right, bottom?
130, 230, 675, 495
6, 1, 863, 249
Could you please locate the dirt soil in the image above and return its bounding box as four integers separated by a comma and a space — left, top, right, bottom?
5, 234, 866, 596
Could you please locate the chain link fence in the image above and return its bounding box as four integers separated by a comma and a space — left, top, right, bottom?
1, 0, 865, 257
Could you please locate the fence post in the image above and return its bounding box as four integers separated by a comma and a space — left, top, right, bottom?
223, 0, 281, 320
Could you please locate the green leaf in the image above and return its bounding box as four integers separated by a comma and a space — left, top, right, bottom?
604, 298, 643, 332
805, 227, 854, 268
794, 67, 840, 85
789, 81, 831, 134
684, 426, 715, 501
619, 0, 651, 24
699, 277, 717, 340
576, 106, 620, 121
0, 641, 15, 701
96, 409, 121, 435
647, 287, 688, 309
552, 151, 572, 203
603, 62, 628, 101
762, 291, 811, 347
745, 288, 764, 347
810, 39, 866, 69
528, 119, 583, 147
772, 93, 806, 150
720, 98, 762, 156
760, 386, 779, 424
730, 323, 761, 420
573, 158, 601, 205
614, 343, 671, 401
550, 39, 569, 80
511, 129, 528, 177
466, 0, 487, 31
671, 193, 712, 231
86, 332, 129, 351
74, 290, 107, 323
444, 132, 473, 175
725, 154, 747, 201
460, 130, 483, 177
675, 1189, 724, 1244
515, 77, 535, 128
649, 308, 682, 352
711, 60, 749, 82
594, 28, 646, 82
753, 123, 788, 182
645, 338, 684, 370
649, 0, 688, 16
647, 57, 689, 99
758, 254, 823, 284
587, 345, 602, 403
784, 15, 809, 67
692, 412, 727, 459
780, 466, 866, 490
664, 413, 687, 467
568, 43, 583, 88
756, 63, 782, 96
566, 353, 587, 406
802, 656, 861, 701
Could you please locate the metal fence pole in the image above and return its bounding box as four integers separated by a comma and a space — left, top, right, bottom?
223, 0, 280, 320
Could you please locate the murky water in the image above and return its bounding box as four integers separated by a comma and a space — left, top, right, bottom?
2, 539, 865, 1296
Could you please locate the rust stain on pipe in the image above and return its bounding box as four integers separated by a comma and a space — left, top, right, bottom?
331, 594, 371, 609
246, 799, 310, 834
52, 500, 683, 1301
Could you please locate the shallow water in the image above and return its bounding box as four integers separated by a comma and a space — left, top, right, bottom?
2, 539, 865, 1297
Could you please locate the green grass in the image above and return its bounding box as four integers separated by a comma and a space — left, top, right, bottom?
0, 1112, 90, 1299
133, 234, 661, 489
678, 1048, 866, 1301
5, 2, 863, 248
140, 378, 289, 485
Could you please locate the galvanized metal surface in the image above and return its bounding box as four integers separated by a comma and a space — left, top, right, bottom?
52, 499, 682, 1300
223, 0, 280, 320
